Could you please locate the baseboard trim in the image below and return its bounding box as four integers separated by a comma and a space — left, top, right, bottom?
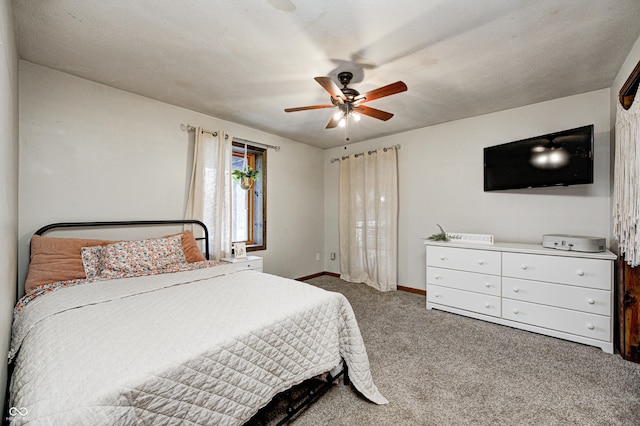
295, 272, 325, 281
296, 272, 425, 296
295, 271, 340, 281
397, 285, 426, 296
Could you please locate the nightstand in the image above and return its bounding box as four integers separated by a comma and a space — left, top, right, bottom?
220, 255, 263, 272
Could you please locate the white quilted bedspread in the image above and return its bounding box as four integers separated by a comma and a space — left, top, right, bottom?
9, 267, 387, 425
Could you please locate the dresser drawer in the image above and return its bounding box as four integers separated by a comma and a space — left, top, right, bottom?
427, 246, 501, 275
502, 253, 611, 290
427, 267, 500, 296
502, 299, 610, 342
427, 284, 501, 317
502, 277, 610, 316
241, 258, 263, 272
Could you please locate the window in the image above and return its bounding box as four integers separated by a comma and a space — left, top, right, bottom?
231, 141, 266, 251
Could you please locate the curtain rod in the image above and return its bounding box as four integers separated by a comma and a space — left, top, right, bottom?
330, 144, 401, 163
619, 59, 640, 109
180, 123, 280, 151
180, 123, 228, 139
234, 137, 280, 152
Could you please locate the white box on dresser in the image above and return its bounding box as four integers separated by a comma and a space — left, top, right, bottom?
424, 240, 617, 353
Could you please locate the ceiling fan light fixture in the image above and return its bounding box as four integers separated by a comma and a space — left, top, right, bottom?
284, 71, 407, 133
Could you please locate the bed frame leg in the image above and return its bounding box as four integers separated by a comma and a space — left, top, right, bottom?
273, 360, 349, 426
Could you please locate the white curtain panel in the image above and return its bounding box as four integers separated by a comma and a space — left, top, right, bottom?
339, 147, 398, 291
614, 100, 640, 266
185, 128, 233, 260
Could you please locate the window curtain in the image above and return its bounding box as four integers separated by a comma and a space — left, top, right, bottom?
339, 147, 398, 291
185, 128, 233, 260
614, 99, 640, 266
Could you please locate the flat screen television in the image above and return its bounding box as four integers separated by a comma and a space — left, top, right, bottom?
483, 125, 594, 191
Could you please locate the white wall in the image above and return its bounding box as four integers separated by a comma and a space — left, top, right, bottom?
0, 0, 19, 415
324, 89, 612, 290
18, 61, 325, 292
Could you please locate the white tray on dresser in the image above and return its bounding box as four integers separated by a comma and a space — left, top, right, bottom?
424, 240, 617, 353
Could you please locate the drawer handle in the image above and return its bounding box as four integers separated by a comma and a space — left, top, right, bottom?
587, 298, 595, 305
513, 308, 519, 314
513, 287, 519, 293
576, 270, 585, 276
484, 303, 491, 309
484, 282, 491, 288
521, 265, 528, 270
434, 274, 442, 280
587, 324, 595, 330
478, 260, 485, 265
434, 292, 442, 298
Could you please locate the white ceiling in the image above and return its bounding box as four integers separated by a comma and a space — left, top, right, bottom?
12, 0, 640, 149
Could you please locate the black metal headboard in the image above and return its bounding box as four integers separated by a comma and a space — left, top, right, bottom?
34, 220, 210, 260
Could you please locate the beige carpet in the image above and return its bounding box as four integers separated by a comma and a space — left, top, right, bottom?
250, 275, 640, 425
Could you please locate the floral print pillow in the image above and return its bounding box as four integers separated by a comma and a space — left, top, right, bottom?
100, 235, 187, 278
80, 245, 105, 279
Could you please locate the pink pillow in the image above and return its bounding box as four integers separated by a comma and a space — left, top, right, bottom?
25, 235, 114, 293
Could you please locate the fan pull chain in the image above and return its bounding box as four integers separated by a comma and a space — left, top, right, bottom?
345, 113, 350, 142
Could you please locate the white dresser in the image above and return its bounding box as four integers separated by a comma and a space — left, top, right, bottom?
221, 255, 263, 272
425, 240, 617, 353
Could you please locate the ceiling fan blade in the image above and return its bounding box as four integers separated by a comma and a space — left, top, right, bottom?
314, 76, 345, 104
355, 81, 407, 104
284, 104, 335, 113
325, 114, 341, 129
355, 105, 394, 121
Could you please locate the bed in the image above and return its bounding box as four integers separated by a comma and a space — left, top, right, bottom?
8, 220, 387, 425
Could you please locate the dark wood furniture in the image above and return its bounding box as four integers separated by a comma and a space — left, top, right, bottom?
617, 60, 640, 363
618, 260, 640, 362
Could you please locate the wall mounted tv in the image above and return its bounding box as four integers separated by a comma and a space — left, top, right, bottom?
484, 125, 594, 192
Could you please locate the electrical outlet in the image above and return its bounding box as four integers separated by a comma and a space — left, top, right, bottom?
315, 253, 320, 261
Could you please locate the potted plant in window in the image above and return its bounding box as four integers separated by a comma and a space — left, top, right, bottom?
232, 166, 260, 190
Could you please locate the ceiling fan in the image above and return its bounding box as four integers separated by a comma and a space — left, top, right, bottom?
284, 71, 407, 129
